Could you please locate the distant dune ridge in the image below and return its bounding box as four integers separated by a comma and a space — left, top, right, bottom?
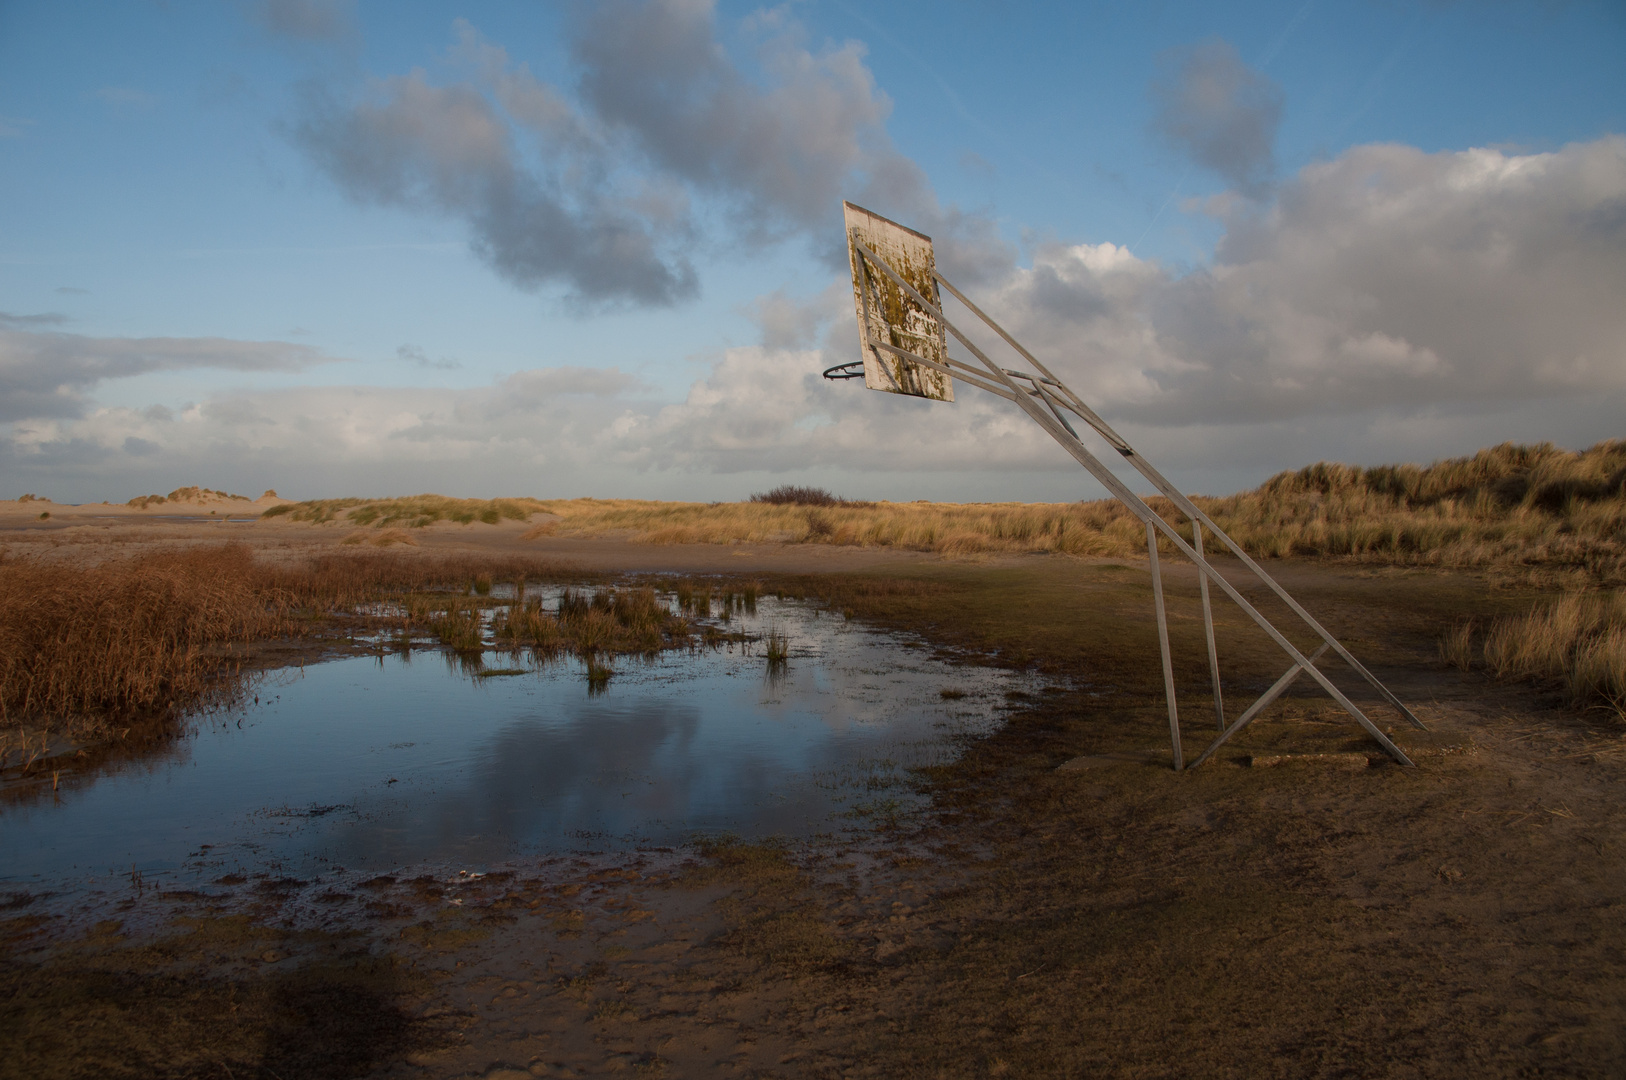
249, 440, 1625, 578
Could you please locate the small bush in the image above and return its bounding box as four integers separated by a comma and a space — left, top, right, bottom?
750, 485, 864, 507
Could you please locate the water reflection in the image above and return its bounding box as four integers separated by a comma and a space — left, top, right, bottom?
1, 597, 1036, 890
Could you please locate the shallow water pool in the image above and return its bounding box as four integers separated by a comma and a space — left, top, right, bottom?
2, 597, 1033, 892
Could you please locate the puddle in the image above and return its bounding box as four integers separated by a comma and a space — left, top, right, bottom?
2, 597, 1036, 894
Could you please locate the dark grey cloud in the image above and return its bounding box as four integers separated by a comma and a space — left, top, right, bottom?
249, 0, 355, 41
571, 0, 890, 240
0, 311, 69, 329
1151, 39, 1284, 198
291, 3, 1005, 307
396, 344, 460, 370
0, 328, 326, 421
295, 68, 698, 307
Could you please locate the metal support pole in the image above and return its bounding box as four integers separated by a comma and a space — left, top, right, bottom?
1194, 523, 1225, 729
849, 239, 1416, 767
1147, 521, 1182, 770
930, 271, 1426, 733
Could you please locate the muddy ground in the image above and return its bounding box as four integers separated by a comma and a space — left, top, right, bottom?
2, 512, 1623, 1078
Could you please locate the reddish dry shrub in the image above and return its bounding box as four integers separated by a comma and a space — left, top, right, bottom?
0, 545, 288, 731
0, 545, 587, 738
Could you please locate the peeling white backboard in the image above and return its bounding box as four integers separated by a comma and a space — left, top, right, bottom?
844, 202, 954, 402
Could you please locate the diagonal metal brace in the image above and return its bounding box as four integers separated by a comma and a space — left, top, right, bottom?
848, 238, 1416, 768
1188, 643, 1331, 769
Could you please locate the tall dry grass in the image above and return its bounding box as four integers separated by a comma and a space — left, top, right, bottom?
273, 440, 1626, 578
0, 546, 286, 742
0, 545, 585, 752
1480, 592, 1626, 715
1198, 440, 1626, 576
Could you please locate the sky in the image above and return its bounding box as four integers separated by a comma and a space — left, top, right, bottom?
1, 0, 1622, 504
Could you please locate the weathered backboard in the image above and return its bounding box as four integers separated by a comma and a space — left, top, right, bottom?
844, 201, 954, 401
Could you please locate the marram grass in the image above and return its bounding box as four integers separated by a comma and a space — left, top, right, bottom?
267, 441, 1626, 579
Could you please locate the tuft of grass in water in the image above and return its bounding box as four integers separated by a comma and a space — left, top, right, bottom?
1482, 591, 1626, 713
471, 574, 492, 596
763, 626, 789, 664
544, 586, 690, 655
585, 655, 613, 687
427, 602, 484, 653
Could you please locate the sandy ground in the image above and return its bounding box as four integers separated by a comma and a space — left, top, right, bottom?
3, 503, 1624, 1078
0, 495, 955, 576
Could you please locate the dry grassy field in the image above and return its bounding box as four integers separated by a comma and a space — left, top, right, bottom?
264, 440, 1626, 573
2, 441, 1624, 1077
4, 440, 1619, 758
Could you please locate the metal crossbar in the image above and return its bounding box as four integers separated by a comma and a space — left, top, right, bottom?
842, 237, 1425, 769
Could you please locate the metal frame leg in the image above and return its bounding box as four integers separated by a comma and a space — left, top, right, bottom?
1194, 523, 1224, 729
1148, 521, 1182, 770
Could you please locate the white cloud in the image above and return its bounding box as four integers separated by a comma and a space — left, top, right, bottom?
971, 136, 1626, 425
5, 137, 1622, 501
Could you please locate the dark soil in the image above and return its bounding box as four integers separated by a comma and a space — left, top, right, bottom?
3, 549, 1622, 1078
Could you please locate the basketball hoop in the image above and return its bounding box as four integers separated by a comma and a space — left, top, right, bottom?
825, 200, 1428, 772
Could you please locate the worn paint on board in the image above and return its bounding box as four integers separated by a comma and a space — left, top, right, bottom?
843, 202, 954, 402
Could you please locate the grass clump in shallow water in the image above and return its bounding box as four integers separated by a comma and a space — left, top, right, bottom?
764, 626, 789, 664
488, 586, 689, 659
584, 655, 614, 688
427, 602, 485, 653
0, 546, 288, 747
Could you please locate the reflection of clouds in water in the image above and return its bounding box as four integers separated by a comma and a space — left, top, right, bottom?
6, 596, 1038, 884
330, 694, 867, 865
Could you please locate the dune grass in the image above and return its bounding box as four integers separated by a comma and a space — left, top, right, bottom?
1476, 591, 1626, 715
521, 440, 1626, 577
264, 494, 547, 528
269, 441, 1626, 580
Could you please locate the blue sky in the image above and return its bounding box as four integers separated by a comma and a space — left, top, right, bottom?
2, 0, 1623, 502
